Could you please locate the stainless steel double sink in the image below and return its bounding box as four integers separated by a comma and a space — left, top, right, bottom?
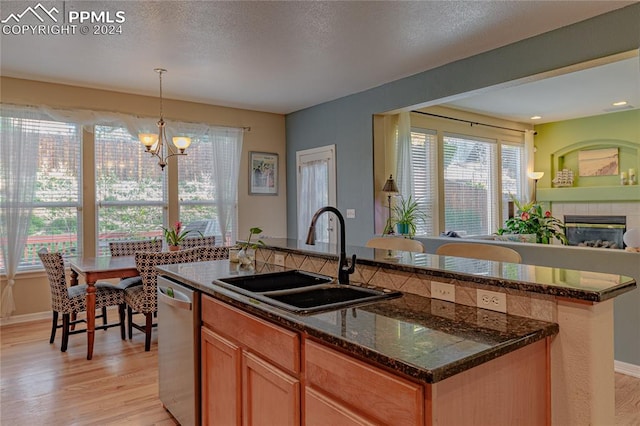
214, 270, 400, 314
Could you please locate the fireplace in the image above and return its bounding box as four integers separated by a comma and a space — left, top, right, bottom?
564, 215, 626, 249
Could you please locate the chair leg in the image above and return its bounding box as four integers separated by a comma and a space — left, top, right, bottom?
144, 313, 153, 351
127, 306, 134, 340
102, 307, 108, 327
119, 304, 126, 340
61, 313, 70, 352
50, 311, 59, 344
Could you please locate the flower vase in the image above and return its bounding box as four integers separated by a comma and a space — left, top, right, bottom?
168, 245, 181, 251
237, 247, 255, 267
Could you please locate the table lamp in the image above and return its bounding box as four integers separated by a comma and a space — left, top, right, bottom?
382, 175, 399, 234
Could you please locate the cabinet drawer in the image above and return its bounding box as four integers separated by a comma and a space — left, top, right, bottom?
305, 339, 424, 426
202, 295, 300, 374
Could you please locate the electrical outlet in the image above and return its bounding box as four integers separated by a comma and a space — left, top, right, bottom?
476, 289, 507, 313
431, 281, 455, 303
274, 254, 285, 267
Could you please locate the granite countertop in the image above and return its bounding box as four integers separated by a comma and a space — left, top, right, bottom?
257, 238, 636, 302
157, 260, 558, 384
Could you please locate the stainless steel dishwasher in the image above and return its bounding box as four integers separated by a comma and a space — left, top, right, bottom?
157, 276, 200, 426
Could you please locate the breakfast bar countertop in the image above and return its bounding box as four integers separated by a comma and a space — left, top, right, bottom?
157, 259, 558, 384
256, 238, 637, 303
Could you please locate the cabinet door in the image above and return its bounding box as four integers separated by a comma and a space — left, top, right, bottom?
242, 351, 300, 426
201, 327, 242, 426
305, 387, 376, 426
305, 339, 424, 426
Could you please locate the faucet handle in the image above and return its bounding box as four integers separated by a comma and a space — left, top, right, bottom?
345, 254, 356, 274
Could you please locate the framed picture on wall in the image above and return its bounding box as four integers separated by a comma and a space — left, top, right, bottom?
578, 147, 619, 177
249, 151, 278, 195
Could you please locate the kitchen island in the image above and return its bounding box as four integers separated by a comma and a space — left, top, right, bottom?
158, 239, 636, 425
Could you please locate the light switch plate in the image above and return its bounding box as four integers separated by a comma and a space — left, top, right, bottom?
431, 281, 455, 303
346, 209, 356, 218
274, 254, 285, 267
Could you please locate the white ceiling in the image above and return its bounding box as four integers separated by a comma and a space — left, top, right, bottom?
1, 1, 637, 118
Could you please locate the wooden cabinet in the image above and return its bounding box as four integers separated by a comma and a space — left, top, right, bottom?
201, 295, 549, 426
201, 295, 301, 426
305, 338, 424, 426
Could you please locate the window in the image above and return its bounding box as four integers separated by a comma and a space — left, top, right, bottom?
179, 128, 243, 246
0, 112, 81, 271
443, 133, 497, 236
404, 114, 525, 237
95, 125, 165, 255
501, 143, 524, 224
410, 129, 437, 236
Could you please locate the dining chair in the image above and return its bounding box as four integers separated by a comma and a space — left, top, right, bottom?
125, 247, 203, 351
436, 242, 522, 263
109, 239, 163, 289
199, 245, 229, 261
38, 248, 126, 352
181, 235, 216, 248
366, 236, 425, 253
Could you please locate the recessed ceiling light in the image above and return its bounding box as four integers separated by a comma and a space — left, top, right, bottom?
612, 101, 628, 106
530, 116, 542, 120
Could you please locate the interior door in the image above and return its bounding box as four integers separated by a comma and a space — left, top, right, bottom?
297, 145, 337, 245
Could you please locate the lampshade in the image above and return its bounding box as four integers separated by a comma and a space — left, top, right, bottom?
172, 136, 192, 151
139, 133, 158, 148
528, 171, 544, 180
382, 174, 399, 193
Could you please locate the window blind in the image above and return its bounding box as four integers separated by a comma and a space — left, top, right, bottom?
409, 129, 437, 236
95, 125, 165, 254
443, 133, 497, 236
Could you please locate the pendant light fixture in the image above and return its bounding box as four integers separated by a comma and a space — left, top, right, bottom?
139, 68, 191, 170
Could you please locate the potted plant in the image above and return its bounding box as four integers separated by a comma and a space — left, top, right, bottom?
163, 221, 192, 251
237, 227, 265, 266
392, 196, 427, 237
496, 198, 568, 245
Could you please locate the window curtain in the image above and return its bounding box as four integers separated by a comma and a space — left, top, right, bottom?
210, 128, 243, 245
524, 130, 536, 202
298, 159, 329, 242
395, 112, 414, 199
0, 106, 41, 318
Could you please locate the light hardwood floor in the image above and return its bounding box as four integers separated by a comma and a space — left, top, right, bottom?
1, 316, 639, 425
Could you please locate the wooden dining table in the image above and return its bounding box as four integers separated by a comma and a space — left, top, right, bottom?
67, 255, 138, 360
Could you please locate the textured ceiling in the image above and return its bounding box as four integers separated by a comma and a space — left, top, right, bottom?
0, 1, 636, 115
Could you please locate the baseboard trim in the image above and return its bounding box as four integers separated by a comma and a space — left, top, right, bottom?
615, 360, 640, 378
0, 311, 50, 327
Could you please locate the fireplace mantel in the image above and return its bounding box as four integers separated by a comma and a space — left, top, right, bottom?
537, 185, 640, 202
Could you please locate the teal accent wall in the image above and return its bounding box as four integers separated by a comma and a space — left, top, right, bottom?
534, 109, 640, 190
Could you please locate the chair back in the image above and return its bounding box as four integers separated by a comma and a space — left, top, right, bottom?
436, 242, 522, 263
366, 237, 425, 253
134, 247, 202, 313
181, 235, 216, 248
109, 239, 162, 256
199, 246, 229, 261
38, 248, 72, 313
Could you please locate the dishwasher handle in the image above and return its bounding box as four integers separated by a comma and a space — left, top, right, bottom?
158, 286, 192, 311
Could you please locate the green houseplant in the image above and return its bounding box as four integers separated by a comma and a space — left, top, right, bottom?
393, 196, 427, 237
496, 198, 568, 245
163, 221, 192, 250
